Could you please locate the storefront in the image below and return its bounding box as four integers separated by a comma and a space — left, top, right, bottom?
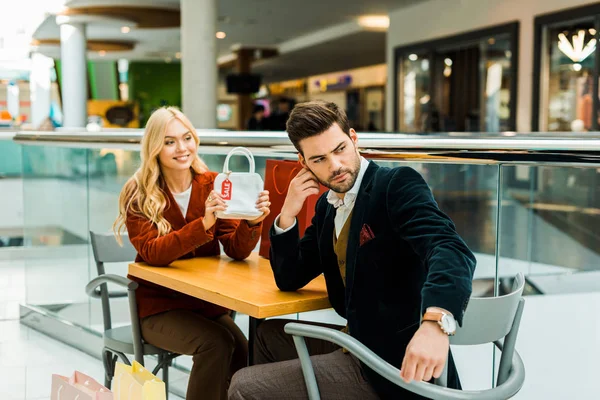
307, 64, 386, 132
262, 65, 387, 132
394, 23, 519, 133
533, 3, 600, 132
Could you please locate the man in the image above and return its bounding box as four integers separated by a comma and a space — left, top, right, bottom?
268, 97, 291, 131
229, 101, 476, 399
247, 104, 266, 131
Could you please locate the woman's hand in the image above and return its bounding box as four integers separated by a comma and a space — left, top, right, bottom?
203, 190, 227, 231
248, 190, 270, 227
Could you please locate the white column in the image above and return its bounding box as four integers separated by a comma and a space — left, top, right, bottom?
57, 17, 88, 127
29, 53, 53, 128
181, 0, 217, 128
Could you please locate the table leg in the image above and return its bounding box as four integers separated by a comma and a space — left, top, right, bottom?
248, 317, 264, 366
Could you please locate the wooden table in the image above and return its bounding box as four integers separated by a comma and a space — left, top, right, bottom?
129, 252, 330, 364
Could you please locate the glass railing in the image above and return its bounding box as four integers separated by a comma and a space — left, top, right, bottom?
13, 130, 600, 398
0, 130, 22, 244
0, 130, 23, 321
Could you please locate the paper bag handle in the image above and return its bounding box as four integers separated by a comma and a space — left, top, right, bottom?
272, 164, 299, 195
223, 147, 255, 174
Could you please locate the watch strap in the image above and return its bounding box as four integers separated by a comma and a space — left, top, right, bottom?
422, 311, 444, 323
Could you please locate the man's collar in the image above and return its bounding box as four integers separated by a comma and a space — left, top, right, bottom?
327, 157, 370, 208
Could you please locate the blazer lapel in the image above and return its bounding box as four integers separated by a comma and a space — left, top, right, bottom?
345, 162, 378, 306
185, 174, 207, 223
319, 200, 336, 264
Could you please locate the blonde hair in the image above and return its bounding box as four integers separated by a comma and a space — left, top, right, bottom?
113, 107, 208, 244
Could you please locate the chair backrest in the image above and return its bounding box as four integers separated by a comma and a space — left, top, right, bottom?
444, 273, 525, 388
89, 231, 138, 331
90, 231, 137, 269
451, 272, 525, 346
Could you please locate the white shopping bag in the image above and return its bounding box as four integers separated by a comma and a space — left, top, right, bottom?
214, 147, 264, 220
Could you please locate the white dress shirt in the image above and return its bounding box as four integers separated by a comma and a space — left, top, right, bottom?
274, 157, 370, 238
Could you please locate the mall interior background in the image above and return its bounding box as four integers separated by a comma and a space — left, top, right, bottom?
1, 0, 599, 399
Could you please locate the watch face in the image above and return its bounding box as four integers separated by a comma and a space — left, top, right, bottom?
442, 314, 457, 334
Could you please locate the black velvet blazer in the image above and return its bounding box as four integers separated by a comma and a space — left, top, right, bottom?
270, 162, 476, 399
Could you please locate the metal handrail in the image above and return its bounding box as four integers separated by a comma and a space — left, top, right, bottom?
12, 130, 600, 165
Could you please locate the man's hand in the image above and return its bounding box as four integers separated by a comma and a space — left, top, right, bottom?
279, 168, 320, 229
400, 321, 449, 383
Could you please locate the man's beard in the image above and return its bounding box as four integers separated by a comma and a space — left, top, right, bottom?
310, 154, 361, 194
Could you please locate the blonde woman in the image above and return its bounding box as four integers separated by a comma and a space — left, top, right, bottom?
114, 107, 270, 400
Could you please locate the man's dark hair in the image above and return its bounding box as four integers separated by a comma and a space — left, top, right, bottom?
285, 100, 351, 153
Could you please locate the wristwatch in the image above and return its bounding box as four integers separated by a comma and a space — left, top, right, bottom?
422, 311, 457, 336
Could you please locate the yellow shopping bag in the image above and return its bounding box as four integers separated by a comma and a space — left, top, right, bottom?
113, 361, 166, 400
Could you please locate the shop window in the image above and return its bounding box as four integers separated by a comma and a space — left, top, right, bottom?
534, 6, 600, 132
394, 23, 518, 133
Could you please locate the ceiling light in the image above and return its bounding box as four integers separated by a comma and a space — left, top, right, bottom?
357, 15, 390, 30
573, 63, 582, 72
444, 58, 453, 66
121, 26, 130, 34
408, 54, 418, 61
175, 52, 182, 59
98, 50, 106, 56
216, 31, 226, 39
558, 31, 596, 62
590, 28, 597, 36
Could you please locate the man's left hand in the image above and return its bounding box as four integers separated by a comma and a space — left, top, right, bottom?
399, 321, 449, 383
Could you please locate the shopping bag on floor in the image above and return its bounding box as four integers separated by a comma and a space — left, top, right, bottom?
259, 159, 328, 258
214, 147, 264, 220
51, 371, 113, 400
113, 361, 166, 400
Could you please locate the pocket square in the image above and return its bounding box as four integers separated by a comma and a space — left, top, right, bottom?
359, 223, 375, 247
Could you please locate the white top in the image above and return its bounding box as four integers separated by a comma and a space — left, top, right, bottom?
172, 184, 193, 218
274, 157, 370, 238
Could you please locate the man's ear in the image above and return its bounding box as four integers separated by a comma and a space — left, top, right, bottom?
349, 128, 358, 144
298, 153, 307, 168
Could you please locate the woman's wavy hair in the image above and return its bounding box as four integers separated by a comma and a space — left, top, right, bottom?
113, 107, 208, 244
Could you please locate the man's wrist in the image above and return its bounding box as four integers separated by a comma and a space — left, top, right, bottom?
278, 212, 295, 230
422, 307, 457, 335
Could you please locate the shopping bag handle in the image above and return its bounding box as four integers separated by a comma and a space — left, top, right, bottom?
223, 147, 255, 174
272, 164, 299, 195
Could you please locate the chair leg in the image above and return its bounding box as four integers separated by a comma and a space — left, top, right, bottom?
102, 348, 117, 389
162, 355, 169, 394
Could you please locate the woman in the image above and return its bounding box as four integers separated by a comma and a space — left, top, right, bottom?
113, 107, 270, 399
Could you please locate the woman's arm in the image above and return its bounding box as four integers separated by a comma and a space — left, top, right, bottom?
215, 219, 262, 261
126, 213, 213, 265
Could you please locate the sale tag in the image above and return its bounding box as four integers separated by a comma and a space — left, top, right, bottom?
221, 179, 232, 200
